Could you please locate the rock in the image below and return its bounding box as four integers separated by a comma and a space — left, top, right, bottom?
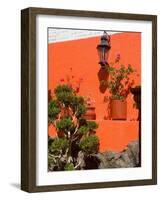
127, 141, 139, 165
96, 153, 111, 168
96, 141, 139, 169
76, 151, 86, 169
104, 151, 117, 160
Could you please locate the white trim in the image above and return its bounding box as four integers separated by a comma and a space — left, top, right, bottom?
48, 28, 120, 43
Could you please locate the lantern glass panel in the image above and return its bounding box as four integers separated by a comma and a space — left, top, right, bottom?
102, 47, 108, 62
97, 46, 101, 62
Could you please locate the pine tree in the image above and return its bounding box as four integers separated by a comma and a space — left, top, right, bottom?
48, 84, 99, 171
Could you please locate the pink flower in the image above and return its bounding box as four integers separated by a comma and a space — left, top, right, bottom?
120, 89, 127, 97
75, 87, 79, 93
60, 78, 64, 82
115, 53, 121, 63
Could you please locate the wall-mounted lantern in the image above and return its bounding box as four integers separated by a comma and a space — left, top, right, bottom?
97, 31, 111, 67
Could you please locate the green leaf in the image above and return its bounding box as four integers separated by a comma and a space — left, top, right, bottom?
54, 84, 73, 95
87, 121, 98, 130
49, 137, 69, 154
78, 126, 89, 135
56, 117, 73, 131
64, 163, 75, 171
48, 100, 60, 122
56, 91, 73, 107
76, 104, 86, 117
70, 96, 85, 113
79, 135, 100, 154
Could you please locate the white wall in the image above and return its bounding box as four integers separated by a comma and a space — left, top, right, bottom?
0, 0, 160, 199
48, 29, 118, 43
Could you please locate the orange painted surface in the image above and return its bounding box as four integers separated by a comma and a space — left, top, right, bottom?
48, 32, 141, 152
96, 120, 138, 152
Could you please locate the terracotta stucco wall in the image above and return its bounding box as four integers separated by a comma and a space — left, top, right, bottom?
48, 32, 141, 152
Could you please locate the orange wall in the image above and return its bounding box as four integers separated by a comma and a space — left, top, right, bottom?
48, 32, 141, 152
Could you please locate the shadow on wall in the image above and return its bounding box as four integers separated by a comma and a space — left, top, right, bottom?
97, 68, 109, 93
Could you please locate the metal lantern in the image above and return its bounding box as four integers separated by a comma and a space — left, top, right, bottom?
97, 31, 111, 67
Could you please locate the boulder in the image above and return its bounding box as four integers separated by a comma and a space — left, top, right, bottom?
96, 141, 140, 169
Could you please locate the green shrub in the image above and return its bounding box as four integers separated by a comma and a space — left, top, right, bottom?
56, 92, 73, 107
54, 84, 73, 95
56, 117, 73, 131
79, 135, 100, 154
48, 84, 99, 171
76, 104, 86, 117
64, 163, 75, 171
78, 126, 89, 135
104, 60, 136, 100
48, 100, 60, 122
49, 137, 69, 155
87, 121, 98, 130
71, 96, 85, 106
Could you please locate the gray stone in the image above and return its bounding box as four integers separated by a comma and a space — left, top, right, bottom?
96, 141, 139, 169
